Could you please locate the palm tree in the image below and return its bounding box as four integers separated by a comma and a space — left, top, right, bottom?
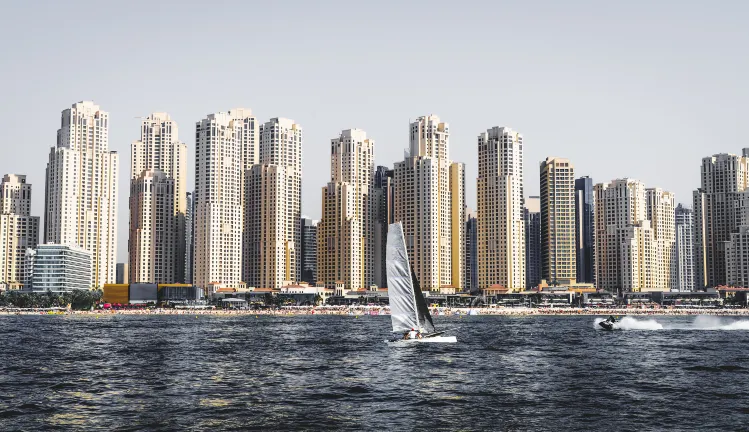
314, 294, 323, 306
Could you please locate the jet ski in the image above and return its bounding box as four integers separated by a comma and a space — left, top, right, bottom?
599, 316, 617, 331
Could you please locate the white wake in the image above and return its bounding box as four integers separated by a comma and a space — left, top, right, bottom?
594, 315, 749, 331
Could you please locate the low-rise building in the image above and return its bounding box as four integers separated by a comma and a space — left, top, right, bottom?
25, 244, 91, 292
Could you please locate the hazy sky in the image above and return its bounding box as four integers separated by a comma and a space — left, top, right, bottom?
1, 0, 747, 261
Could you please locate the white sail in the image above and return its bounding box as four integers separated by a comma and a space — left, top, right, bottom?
386, 222, 419, 332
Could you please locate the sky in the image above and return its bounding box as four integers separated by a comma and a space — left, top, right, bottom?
1, 0, 747, 262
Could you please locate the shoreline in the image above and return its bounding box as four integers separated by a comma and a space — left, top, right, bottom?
2, 307, 749, 317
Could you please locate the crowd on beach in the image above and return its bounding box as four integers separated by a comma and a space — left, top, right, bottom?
4, 305, 749, 317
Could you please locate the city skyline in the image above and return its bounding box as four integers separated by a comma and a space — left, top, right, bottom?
2, 1, 744, 262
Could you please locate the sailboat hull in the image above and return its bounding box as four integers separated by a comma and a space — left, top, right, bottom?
386, 336, 458, 344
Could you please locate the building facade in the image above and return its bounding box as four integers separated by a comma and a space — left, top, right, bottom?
477, 126, 525, 291
194, 110, 254, 289
116, 263, 128, 285
317, 129, 374, 291
243, 118, 302, 288
128, 170, 176, 283
184, 191, 193, 284
524, 196, 541, 289
675, 204, 694, 291
300, 217, 318, 284
0, 174, 39, 289
540, 157, 576, 284
373, 166, 394, 288
465, 209, 478, 293
44, 101, 118, 288
25, 244, 91, 292
574, 176, 595, 284
595, 179, 675, 292
129, 113, 187, 283
693, 150, 749, 289
394, 115, 465, 291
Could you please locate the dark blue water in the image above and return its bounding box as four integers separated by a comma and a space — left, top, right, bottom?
1, 314, 749, 431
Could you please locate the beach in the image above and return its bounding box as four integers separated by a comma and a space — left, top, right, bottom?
3, 306, 749, 316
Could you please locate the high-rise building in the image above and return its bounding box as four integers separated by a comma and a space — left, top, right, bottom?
575, 176, 595, 284
243, 118, 302, 288
128, 170, 176, 283
595, 179, 675, 292
373, 166, 394, 288
0, 174, 39, 289
465, 209, 478, 293
184, 191, 194, 284
116, 262, 128, 285
318, 129, 374, 290
394, 115, 465, 291
524, 196, 541, 289
194, 109, 255, 290
129, 113, 187, 283
300, 217, 318, 284
675, 204, 694, 291
694, 150, 749, 289
540, 157, 576, 284
477, 126, 524, 291
44, 101, 118, 288
25, 244, 91, 292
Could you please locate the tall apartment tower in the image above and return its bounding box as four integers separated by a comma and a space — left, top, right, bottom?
524, 196, 541, 289
373, 166, 394, 288
318, 129, 375, 290
194, 109, 256, 290
574, 176, 595, 284
675, 204, 694, 291
44, 101, 118, 288
129, 113, 187, 283
300, 217, 318, 284
0, 175, 39, 288
477, 126, 525, 291
693, 150, 749, 289
465, 209, 478, 293
244, 118, 302, 288
540, 157, 576, 284
128, 170, 176, 283
595, 179, 675, 292
394, 115, 465, 291
184, 191, 194, 284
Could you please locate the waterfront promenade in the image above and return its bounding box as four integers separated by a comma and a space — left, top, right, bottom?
3, 306, 749, 317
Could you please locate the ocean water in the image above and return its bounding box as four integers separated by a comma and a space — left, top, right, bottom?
1, 314, 749, 431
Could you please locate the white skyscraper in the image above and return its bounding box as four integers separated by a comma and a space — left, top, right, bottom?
44, 101, 118, 288
194, 109, 256, 290
0, 174, 39, 289
243, 118, 302, 288
318, 129, 375, 291
129, 113, 187, 283
394, 115, 465, 292
477, 127, 525, 291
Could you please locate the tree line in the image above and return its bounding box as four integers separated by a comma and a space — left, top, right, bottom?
0, 289, 103, 310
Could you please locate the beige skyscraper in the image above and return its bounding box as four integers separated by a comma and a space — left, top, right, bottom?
394, 115, 465, 292
477, 127, 525, 291
194, 109, 256, 290
128, 170, 175, 283
317, 129, 374, 291
540, 157, 576, 284
595, 179, 675, 292
243, 118, 302, 288
129, 113, 187, 283
44, 101, 118, 288
0, 175, 39, 289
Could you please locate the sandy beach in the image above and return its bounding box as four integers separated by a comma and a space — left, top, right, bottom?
3, 306, 749, 317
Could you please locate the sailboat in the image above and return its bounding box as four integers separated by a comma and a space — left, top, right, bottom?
386, 222, 457, 343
